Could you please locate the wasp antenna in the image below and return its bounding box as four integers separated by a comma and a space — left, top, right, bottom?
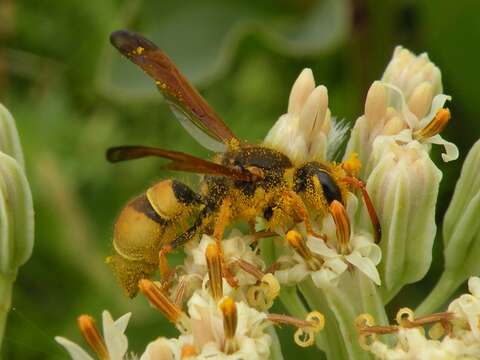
110, 30, 157, 55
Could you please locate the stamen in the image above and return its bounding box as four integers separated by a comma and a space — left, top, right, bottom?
219, 297, 238, 354
234, 258, 264, 281
138, 279, 190, 333
205, 243, 223, 301
77, 315, 109, 360
414, 108, 451, 140
329, 200, 351, 254
268, 311, 324, 348
286, 230, 322, 270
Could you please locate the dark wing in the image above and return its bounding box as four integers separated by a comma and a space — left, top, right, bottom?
107, 146, 253, 181
110, 30, 238, 152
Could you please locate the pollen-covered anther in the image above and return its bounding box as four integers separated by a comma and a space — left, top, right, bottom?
219, 297, 238, 354
268, 311, 325, 348
329, 200, 351, 254
414, 108, 451, 141
205, 243, 223, 301
286, 229, 322, 270
77, 315, 109, 360
138, 278, 190, 333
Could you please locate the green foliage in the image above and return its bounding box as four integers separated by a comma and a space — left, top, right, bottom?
1, 0, 479, 358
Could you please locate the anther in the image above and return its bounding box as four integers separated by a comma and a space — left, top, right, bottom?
414, 108, 451, 140
77, 315, 109, 360
286, 230, 322, 270
329, 200, 351, 254
138, 279, 190, 333
219, 297, 238, 354
206, 243, 223, 301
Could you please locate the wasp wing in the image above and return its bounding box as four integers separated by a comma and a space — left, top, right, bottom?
110, 30, 238, 152
107, 145, 253, 181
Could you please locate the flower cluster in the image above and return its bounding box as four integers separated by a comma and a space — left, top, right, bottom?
355, 277, 480, 359
55, 44, 480, 360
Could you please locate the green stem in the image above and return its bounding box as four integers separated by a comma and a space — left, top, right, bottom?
356, 272, 393, 346
267, 326, 285, 360
322, 285, 373, 360
0, 275, 13, 353
299, 280, 349, 360
415, 271, 463, 316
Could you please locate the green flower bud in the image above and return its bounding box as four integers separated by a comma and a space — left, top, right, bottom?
0, 104, 25, 168
0, 104, 34, 351
358, 138, 442, 302
443, 138, 480, 274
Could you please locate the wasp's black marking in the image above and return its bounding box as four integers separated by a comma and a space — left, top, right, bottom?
130, 194, 166, 224
171, 180, 202, 204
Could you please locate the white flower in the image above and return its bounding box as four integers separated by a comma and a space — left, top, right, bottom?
183, 230, 264, 288
264, 68, 332, 164
140, 291, 271, 360
55, 311, 131, 360
448, 277, 480, 343
369, 328, 480, 360
275, 194, 382, 287
140, 337, 181, 360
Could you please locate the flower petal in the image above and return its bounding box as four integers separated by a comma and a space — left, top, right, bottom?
345, 252, 381, 285
102, 311, 128, 360
428, 134, 459, 162
55, 337, 94, 360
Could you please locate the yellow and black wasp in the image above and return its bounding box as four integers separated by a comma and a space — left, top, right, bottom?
106, 30, 381, 297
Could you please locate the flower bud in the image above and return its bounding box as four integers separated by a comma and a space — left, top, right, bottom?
358, 138, 442, 301
345, 47, 456, 179
264, 68, 331, 164
0, 104, 33, 351
443, 138, 480, 281
0, 104, 25, 168
382, 46, 442, 117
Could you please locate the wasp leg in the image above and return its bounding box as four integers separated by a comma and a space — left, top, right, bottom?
213, 198, 239, 288
341, 176, 381, 243
285, 191, 326, 240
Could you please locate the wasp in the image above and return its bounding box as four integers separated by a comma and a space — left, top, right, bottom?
106, 30, 381, 297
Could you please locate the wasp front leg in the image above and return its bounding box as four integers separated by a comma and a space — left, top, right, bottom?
285, 191, 326, 240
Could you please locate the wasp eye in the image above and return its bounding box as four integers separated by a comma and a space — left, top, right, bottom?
316, 171, 342, 204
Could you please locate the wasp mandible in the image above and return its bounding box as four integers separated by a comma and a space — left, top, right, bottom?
106, 30, 381, 297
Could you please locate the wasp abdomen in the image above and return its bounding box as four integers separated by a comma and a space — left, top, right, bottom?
147, 179, 201, 220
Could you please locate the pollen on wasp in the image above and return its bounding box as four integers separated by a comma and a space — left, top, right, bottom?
77, 315, 109, 360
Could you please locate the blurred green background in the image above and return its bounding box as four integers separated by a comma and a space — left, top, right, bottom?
1, 0, 479, 358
